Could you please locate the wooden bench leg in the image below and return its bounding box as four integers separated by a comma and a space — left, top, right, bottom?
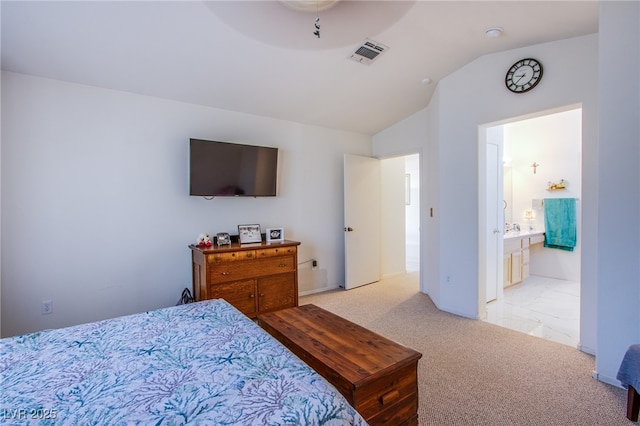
627, 385, 640, 421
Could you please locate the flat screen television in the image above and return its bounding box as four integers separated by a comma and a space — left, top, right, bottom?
189, 138, 278, 197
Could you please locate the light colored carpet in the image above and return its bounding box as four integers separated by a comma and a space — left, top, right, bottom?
300, 272, 630, 426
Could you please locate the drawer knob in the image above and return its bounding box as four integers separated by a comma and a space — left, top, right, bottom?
221, 272, 230, 276
278, 263, 286, 267
380, 390, 400, 405
249, 294, 255, 299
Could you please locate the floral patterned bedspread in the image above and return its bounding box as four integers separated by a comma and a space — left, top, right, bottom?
0, 299, 367, 425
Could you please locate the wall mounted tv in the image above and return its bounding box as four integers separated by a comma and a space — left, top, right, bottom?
189, 138, 279, 197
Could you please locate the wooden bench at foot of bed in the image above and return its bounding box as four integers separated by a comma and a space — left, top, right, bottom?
258, 304, 422, 426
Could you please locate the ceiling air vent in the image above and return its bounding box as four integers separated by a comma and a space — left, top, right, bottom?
349, 39, 389, 65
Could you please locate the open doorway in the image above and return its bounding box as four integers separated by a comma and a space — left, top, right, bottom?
405, 154, 420, 273
380, 153, 420, 278
480, 107, 582, 348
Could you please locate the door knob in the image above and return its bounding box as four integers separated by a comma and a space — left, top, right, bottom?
493, 228, 500, 234
344, 227, 354, 232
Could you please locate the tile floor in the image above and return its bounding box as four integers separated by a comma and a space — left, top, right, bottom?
484, 275, 580, 348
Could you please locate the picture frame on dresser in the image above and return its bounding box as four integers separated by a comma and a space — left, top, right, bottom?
238, 224, 261, 243
266, 228, 284, 242
216, 232, 231, 246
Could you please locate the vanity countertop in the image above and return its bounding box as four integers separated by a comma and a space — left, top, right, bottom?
503, 229, 545, 240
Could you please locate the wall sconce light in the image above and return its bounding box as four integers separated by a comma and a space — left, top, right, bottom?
531, 162, 540, 174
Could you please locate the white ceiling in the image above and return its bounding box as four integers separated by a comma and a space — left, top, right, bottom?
1, 1, 598, 135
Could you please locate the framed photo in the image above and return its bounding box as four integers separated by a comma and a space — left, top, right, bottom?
266, 228, 284, 243
238, 224, 262, 244
216, 232, 231, 246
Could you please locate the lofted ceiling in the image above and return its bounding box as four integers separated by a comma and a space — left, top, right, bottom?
0, 1, 598, 135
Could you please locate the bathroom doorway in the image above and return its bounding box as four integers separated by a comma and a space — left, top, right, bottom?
480, 106, 582, 348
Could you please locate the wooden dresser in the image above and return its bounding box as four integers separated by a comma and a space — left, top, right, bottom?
258, 304, 422, 425
189, 240, 300, 318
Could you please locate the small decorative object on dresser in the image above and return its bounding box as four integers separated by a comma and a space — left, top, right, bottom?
238, 224, 261, 243
216, 232, 231, 246
266, 228, 284, 242
196, 233, 212, 247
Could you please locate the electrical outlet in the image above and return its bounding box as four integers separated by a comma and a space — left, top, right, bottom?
41, 300, 53, 315
446, 275, 452, 284
312, 260, 318, 270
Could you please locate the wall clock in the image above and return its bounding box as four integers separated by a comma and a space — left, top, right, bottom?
505, 58, 543, 93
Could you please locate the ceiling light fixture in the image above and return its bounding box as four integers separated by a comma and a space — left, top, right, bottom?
279, 0, 340, 13
484, 26, 504, 38
279, 0, 340, 38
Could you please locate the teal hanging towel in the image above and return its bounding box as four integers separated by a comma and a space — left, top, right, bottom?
544, 198, 577, 251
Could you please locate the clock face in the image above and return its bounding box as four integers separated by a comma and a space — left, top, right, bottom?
505, 58, 543, 93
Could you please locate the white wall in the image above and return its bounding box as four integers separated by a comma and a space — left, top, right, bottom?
0, 71, 372, 337
504, 108, 582, 282
595, 0, 640, 386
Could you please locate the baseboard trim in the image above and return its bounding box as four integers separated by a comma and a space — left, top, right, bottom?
578, 343, 596, 355
592, 370, 623, 389
299, 285, 341, 297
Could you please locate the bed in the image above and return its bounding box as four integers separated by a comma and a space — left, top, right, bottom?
0, 299, 367, 425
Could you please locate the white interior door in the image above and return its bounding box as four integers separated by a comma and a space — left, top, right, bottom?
485, 142, 502, 302
344, 154, 381, 290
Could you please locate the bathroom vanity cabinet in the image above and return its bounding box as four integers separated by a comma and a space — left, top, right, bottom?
504, 232, 544, 288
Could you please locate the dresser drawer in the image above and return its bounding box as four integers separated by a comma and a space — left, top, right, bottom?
208, 250, 256, 263
256, 246, 297, 258
208, 256, 295, 284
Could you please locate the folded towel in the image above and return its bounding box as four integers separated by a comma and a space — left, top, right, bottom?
618, 344, 640, 390
544, 198, 576, 251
